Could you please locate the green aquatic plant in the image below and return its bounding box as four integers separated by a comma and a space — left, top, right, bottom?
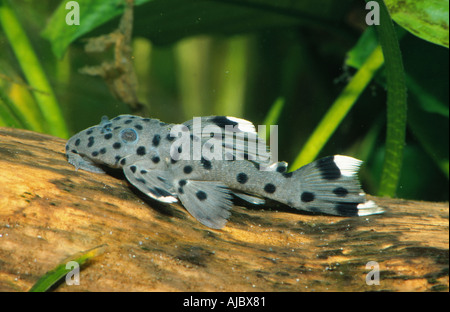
0, 0, 68, 137
29, 244, 107, 292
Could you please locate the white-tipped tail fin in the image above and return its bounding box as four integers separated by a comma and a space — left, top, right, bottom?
291, 155, 383, 217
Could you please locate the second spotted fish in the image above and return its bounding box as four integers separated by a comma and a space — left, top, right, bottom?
66, 115, 383, 229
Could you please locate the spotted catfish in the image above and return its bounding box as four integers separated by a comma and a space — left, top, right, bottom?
65, 115, 383, 229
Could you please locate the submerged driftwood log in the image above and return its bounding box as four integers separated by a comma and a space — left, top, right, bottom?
0, 127, 448, 292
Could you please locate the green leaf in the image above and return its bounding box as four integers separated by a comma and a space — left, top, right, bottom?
385, 0, 449, 48
41, 0, 151, 59
260, 97, 285, 142
29, 244, 107, 292
346, 27, 379, 69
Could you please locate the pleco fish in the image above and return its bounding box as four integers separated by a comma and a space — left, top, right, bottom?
65, 115, 383, 229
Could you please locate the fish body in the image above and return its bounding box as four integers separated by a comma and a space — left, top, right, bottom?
65, 115, 383, 229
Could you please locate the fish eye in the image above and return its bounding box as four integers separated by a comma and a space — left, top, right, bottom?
120, 128, 138, 143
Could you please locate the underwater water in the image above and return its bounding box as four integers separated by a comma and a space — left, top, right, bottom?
0, 0, 448, 202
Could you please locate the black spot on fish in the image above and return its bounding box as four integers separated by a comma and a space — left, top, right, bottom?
136, 146, 146, 156
179, 180, 187, 187
282, 172, 293, 178
196, 191, 207, 201
140, 170, 147, 174
236, 172, 248, 184
333, 187, 349, 197
87, 137, 95, 148
153, 187, 172, 197
136, 178, 146, 184
142, 118, 151, 122
134, 124, 143, 130
201, 157, 212, 170
86, 129, 93, 135
130, 165, 136, 173
317, 156, 341, 180
75, 138, 81, 146
335, 203, 358, 216
102, 123, 112, 130
151, 156, 160, 163
152, 134, 161, 147
301, 192, 315, 203
183, 166, 193, 174
112, 116, 121, 121
120, 158, 126, 165
113, 142, 121, 149
166, 133, 175, 141
210, 116, 238, 128
276, 164, 286, 173
104, 133, 112, 140
99, 148, 107, 154
264, 183, 276, 194
125, 119, 133, 124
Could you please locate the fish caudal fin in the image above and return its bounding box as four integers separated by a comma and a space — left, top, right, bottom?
292, 155, 383, 216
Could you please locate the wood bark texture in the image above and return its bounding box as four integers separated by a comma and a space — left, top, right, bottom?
0, 127, 448, 292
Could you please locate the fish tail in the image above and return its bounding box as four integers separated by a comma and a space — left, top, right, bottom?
291, 155, 383, 216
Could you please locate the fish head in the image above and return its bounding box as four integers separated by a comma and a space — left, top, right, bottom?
65, 115, 157, 172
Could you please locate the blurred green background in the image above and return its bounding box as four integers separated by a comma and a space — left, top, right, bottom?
0, 0, 448, 201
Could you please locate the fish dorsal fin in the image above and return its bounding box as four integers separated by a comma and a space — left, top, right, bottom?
182, 116, 274, 166
123, 161, 177, 203
176, 180, 233, 229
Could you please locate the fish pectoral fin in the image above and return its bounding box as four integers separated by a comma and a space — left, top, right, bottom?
233, 192, 266, 205
123, 162, 177, 203
177, 180, 233, 229
67, 152, 106, 173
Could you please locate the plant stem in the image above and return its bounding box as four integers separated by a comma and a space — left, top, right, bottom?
374, 0, 407, 197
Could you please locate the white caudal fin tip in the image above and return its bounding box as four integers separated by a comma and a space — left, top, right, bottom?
333, 155, 363, 177
357, 200, 384, 216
